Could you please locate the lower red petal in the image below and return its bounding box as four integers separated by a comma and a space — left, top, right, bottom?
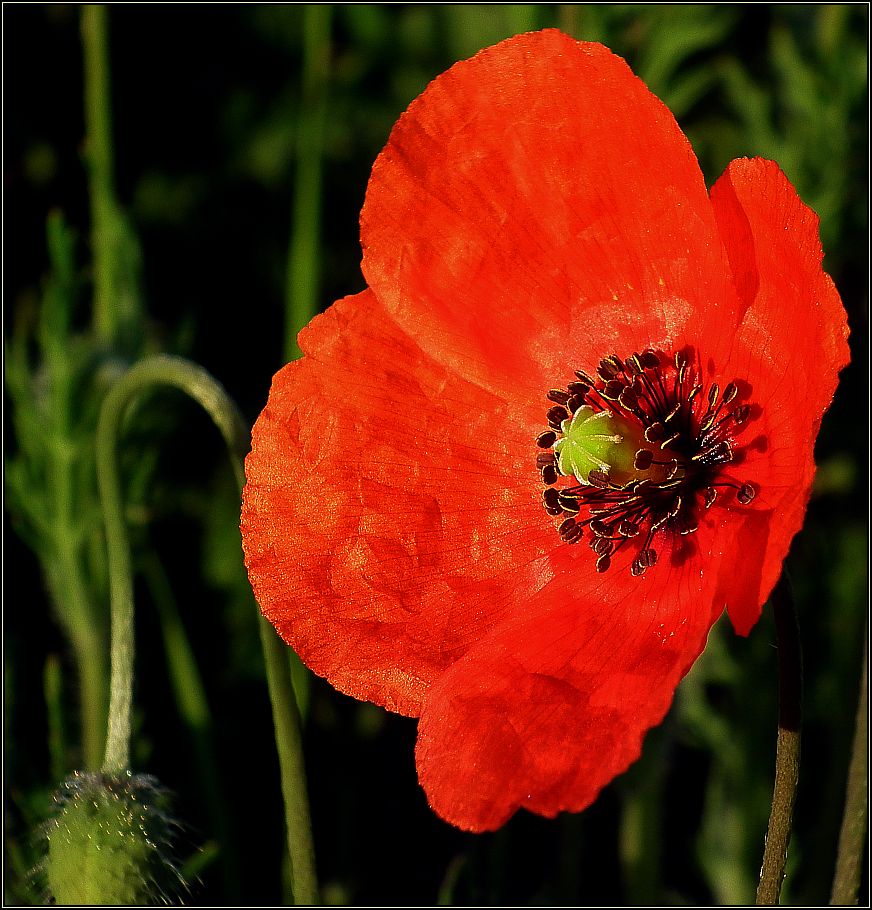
416, 540, 722, 831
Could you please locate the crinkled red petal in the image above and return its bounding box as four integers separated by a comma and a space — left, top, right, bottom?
361, 29, 739, 401
241, 289, 556, 717
708, 158, 850, 634
416, 518, 727, 831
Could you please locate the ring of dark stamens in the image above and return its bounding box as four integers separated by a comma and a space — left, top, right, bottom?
537, 349, 757, 575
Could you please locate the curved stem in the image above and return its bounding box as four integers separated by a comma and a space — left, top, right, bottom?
95, 355, 318, 901
830, 635, 868, 905
756, 573, 802, 905
97, 357, 246, 772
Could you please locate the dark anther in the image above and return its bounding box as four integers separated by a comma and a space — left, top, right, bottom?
639, 548, 657, 568
634, 449, 654, 471
558, 493, 580, 514
630, 550, 654, 575
567, 395, 584, 414
618, 520, 639, 537
645, 422, 665, 443
547, 405, 569, 429
536, 452, 556, 469
543, 487, 560, 509
597, 358, 620, 381
567, 381, 589, 397
602, 379, 625, 400
589, 518, 610, 537
619, 386, 639, 410
707, 383, 720, 408
596, 554, 612, 573
575, 369, 596, 386
536, 430, 557, 448
559, 518, 583, 543
737, 482, 756, 504
626, 355, 643, 375
588, 470, 611, 488
733, 404, 750, 424
660, 432, 681, 451
674, 351, 688, 370
703, 486, 718, 509
541, 464, 558, 485
547, 389, 570, 405
591, 536, 613, 556
722, 382, 738, 403
640, 349, 660, 370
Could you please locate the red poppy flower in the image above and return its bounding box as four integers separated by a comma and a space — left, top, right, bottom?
241, 30, 849, 832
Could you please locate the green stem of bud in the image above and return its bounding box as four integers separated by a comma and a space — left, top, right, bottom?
830, 635, 868, 905
755, 573, 802, 905
95, 355, 318, 902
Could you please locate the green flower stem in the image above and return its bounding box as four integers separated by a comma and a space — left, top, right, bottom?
830, 636, 868, 906
259, 612, 319, 904
756, 574, 802, 905
95, 355, 318, 901
46, 546, 107, 770
285, 4, 331, 361
81, 4, 118, 345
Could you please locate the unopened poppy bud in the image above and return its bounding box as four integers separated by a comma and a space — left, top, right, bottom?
44, 771, 183, 905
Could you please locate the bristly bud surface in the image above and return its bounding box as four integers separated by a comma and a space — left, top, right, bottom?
44, 770, 185, 905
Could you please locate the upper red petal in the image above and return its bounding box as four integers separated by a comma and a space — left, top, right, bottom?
361, 29, 738, 401
708, 158, 850, 634
241, 289, 557, 717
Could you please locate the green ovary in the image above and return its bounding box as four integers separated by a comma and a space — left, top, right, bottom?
553, 406, 648, 486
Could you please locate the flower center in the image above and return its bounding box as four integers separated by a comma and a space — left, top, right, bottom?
536, 349, 757, 575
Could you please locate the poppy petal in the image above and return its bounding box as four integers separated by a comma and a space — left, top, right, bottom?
241, 289, 558, 716
361, 29, 738, 401
708, 158, 850, 634
416, 536, 723, 832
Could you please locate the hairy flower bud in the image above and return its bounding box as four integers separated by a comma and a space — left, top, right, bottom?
44, 771, 184, 905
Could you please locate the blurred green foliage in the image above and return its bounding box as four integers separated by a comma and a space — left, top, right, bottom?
5, 4, 867, 905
